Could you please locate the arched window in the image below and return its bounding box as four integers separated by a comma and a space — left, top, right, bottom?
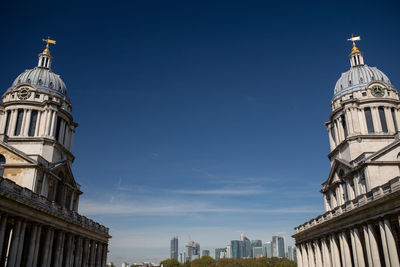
0, 155, 5, 177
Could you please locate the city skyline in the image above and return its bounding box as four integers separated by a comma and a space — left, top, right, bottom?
1, 0, 400, 265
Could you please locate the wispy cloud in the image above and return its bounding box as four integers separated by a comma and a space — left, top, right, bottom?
170, 188, 266, 195
79, 199, 322, 216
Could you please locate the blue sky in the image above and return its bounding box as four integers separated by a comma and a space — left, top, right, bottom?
1, 0, 400, 264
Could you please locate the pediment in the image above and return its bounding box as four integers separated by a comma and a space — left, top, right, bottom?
322, 158, 352, 191
49, 160, 79, 189
0, 142, 36, 165
366, 139, 400, 162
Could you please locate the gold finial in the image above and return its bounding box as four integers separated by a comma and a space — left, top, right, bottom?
41, 37, 56, 55
347, 34, 361, 53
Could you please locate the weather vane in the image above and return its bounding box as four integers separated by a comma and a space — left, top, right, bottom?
347, 34, 361, 46
42, 36, 56, 46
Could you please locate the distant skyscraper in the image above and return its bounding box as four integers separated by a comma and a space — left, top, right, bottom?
215, 248, 227, 260
287, 245, 296, 261
185, 241, 200, 261
253, 247, 263, 258
272, 236, 285, 258
202, 250, 210, 257
240, 233, 251, 257
231, 240, 240, 258
226, 244, 232, 258
170, 237, 178, 260
263, 241, 272, 258
251, 240, 262, 258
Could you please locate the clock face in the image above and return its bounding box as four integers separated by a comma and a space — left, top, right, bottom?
371, 86, 384, 97
17, 88, 31, 100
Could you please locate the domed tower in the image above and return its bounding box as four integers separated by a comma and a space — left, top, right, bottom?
0, 38, 81, 211
321, 36, 400, 211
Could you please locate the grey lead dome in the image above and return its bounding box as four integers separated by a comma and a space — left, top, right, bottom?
333, 65, 391, 100
10, 67, 67, 97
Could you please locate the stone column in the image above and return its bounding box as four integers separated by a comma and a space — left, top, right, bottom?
15, 220, 27, 267
41, 228, 52, 267
95, 243, 103, 267
74, 237, 83, 267
82, 238, 90, 267
330, 234, 341, 267
351, 107, 361, 134
23, 109, 32, 136
44, 110, 51, 136
63, 234, 73, 267
26, 223, 39, 266
358, 108, 368, 135
384, 218, 400, 267
314, 240, 323, 267
49, 111, 57, 137
301, 243, 308, 267
321, 237, 331, 267
101, 244, 108, 267
363, 225, 373, 267
9, 110, 17, 136
0, 214, 8, 260
54, 231, 66, 267
89, 240, 97, 267
337, 118, 345, 141
368, 223, 381, 266
385, 107, 396, 133
345, 109, 354, 135
352, 227, 365, 267
379, 220, 391, 267
7, 218, 22, 267
296, 245, 303, 267
371, 106, 382, 133
339, 232, 351, 267
46, 229, 55, 267
32, 225, 42, 267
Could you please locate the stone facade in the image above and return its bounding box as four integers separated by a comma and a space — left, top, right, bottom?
0, 39, 110, 266
293, 39, 400, 266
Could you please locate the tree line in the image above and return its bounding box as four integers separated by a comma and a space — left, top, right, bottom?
160, 256, 297, 267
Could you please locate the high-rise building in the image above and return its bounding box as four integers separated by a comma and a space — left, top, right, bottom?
252, 247, 263, 258
240, 233, 251, 257
293, 37, 400, 266
185, 241, 200, 261
251, 240, 262, 257
263, 241, 273, 258
215, 248, 227, 260
202, 250, 210, 257
0, 38, 110, 266
272, 236, 284, 258
226, 244, 232, 258
230, 240, 240, 259
170, 237, 178, 260
287, 245, 296, 261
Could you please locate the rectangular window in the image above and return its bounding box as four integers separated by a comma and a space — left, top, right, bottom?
28, 110, 38, 136
378, 107, 388, 132
341, 115, 348, 137
4, 111, 10, 135
364, 107, 374, 133
391, 108, 398, 132
14, 109, 24, 136
55, 117, 62, 139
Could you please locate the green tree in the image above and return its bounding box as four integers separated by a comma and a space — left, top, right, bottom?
160, 258, 182, 267
191, 256, 216, 267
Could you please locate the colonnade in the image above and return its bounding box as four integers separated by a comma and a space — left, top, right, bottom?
296, 216, 400, 267
327, 105, 400, 151
0, 107, 75, 151
0, 213, 107, 267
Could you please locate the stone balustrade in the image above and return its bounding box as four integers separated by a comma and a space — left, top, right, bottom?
0, 177, 109, 235
295, 176, 400, 234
